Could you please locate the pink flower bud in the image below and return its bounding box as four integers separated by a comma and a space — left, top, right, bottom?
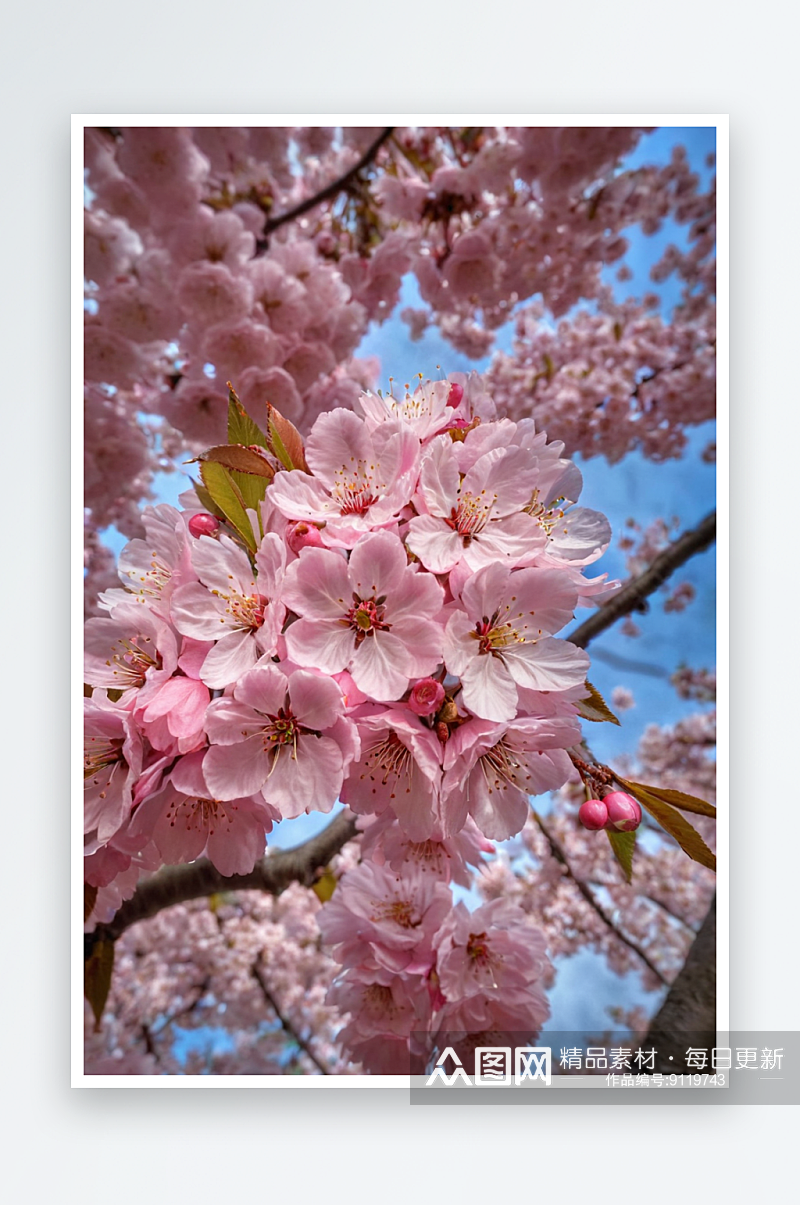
446, 382, 464, 408
286, 521, 325, 555
188, 512, 220, 538
578, 799, 608, 831
603, 791, 642, 832
408, 677, 446, 716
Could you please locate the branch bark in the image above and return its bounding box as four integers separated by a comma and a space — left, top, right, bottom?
569, 510, 716, 650
254, 127, 394, 252
642, 894, 716, 1070
95, 811, 357, 943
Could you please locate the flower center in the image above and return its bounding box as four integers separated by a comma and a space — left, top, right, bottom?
332, 462, 384, 516
466, 932, 490, 963
226, 592, 269, 630
166, 795, 234, 837
445, 489, 496, 545
524, 489, 566, 537
479, 738, 528, 792
109, 636, 162, 688
371, 897, 419, 929
344, 593, 390, 645
472, 613, 526, 656
84, 736, 124, 782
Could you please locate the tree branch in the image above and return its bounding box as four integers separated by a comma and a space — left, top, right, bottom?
531, 810, 669, 986
251, 960, 330, 1075
254, 127, 394, 253
642, 894, 716, 1070
569, 510, 716, 650
95, 811, 358, 943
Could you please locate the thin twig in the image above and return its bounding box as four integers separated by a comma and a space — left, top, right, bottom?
254, 127, 394, 253
569, 510, 716, 650
251, 961, 330, 1075
531, 809, 669, 986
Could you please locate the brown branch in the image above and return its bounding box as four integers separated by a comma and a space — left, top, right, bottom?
96, 811, 357, 943
254, 127, 394, 253
569, 510, 716, 650
251, 960, 330, 1075
642, 894, 716, 1070
531, 810, 669, 986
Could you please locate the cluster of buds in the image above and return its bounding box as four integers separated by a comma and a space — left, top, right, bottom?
578, 791, 643, 833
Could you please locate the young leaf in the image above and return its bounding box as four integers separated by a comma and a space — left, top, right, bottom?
199, 461, 257, 552
84, 936, 115, 1031
196, 444, 275, 479
228, 385, 268, 448
230, 469, 269, 515
192, 481, 228, 523
84, 882, 98, 924
575, 681, 621, 725
618, 777, 716, 871
621, 781, 716, 819
312, 869, 337, 903
606, 829, 635, 883
267, 403, 308, 472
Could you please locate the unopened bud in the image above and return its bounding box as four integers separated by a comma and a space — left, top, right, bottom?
447, 382, 464, 408
188, 512, 220, 538
435, 720, 450, 744
603, 791, 642, 832
409, 677, 446, 717
578, 799, 608, 831
286, 521, 325, 555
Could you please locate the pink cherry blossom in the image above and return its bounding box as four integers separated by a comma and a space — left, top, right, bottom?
443, 561, 590, 721
282, 531, 444, 702
267, 408, 420, 547
125, 749, 278, 877
443, 714, 580, 840
170, 531, 286, 688
406, 435, 546, 573
203, 663, 354, 818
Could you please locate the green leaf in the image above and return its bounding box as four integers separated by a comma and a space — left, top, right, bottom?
618, 777, 716, 872
575, 681, 621, 725
84, 936, 114, 1031
312, 870, 337, 903
622, 781, 716, 820
227, 385, 268, 448
230, 468, 270, 516
199, 461, 256, 552
84, 883, 98, 924
192, 481, 227, 523
195, 444, 275, 479
606, 829, 635, 883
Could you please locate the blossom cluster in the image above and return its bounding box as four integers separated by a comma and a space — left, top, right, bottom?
84, 372, 616, 1068
83, 126, 715, 581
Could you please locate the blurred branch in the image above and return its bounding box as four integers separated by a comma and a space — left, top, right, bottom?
531, 810, 669, 985
251, 960, 330, 1075
94, 811, 357, 943
570, 510, 716, 650
255, 127, 394, 252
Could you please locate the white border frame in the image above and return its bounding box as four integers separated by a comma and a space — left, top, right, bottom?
73, 114, 727, 1088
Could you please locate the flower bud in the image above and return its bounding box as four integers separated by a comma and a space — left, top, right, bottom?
435, 720, 450, 744
447, 382, 464, 408
578, 799, 608, 831
188, 512, 220, 538
408, 677, 446, 716
286, 521, 325, 555
603, 791, 642, 832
